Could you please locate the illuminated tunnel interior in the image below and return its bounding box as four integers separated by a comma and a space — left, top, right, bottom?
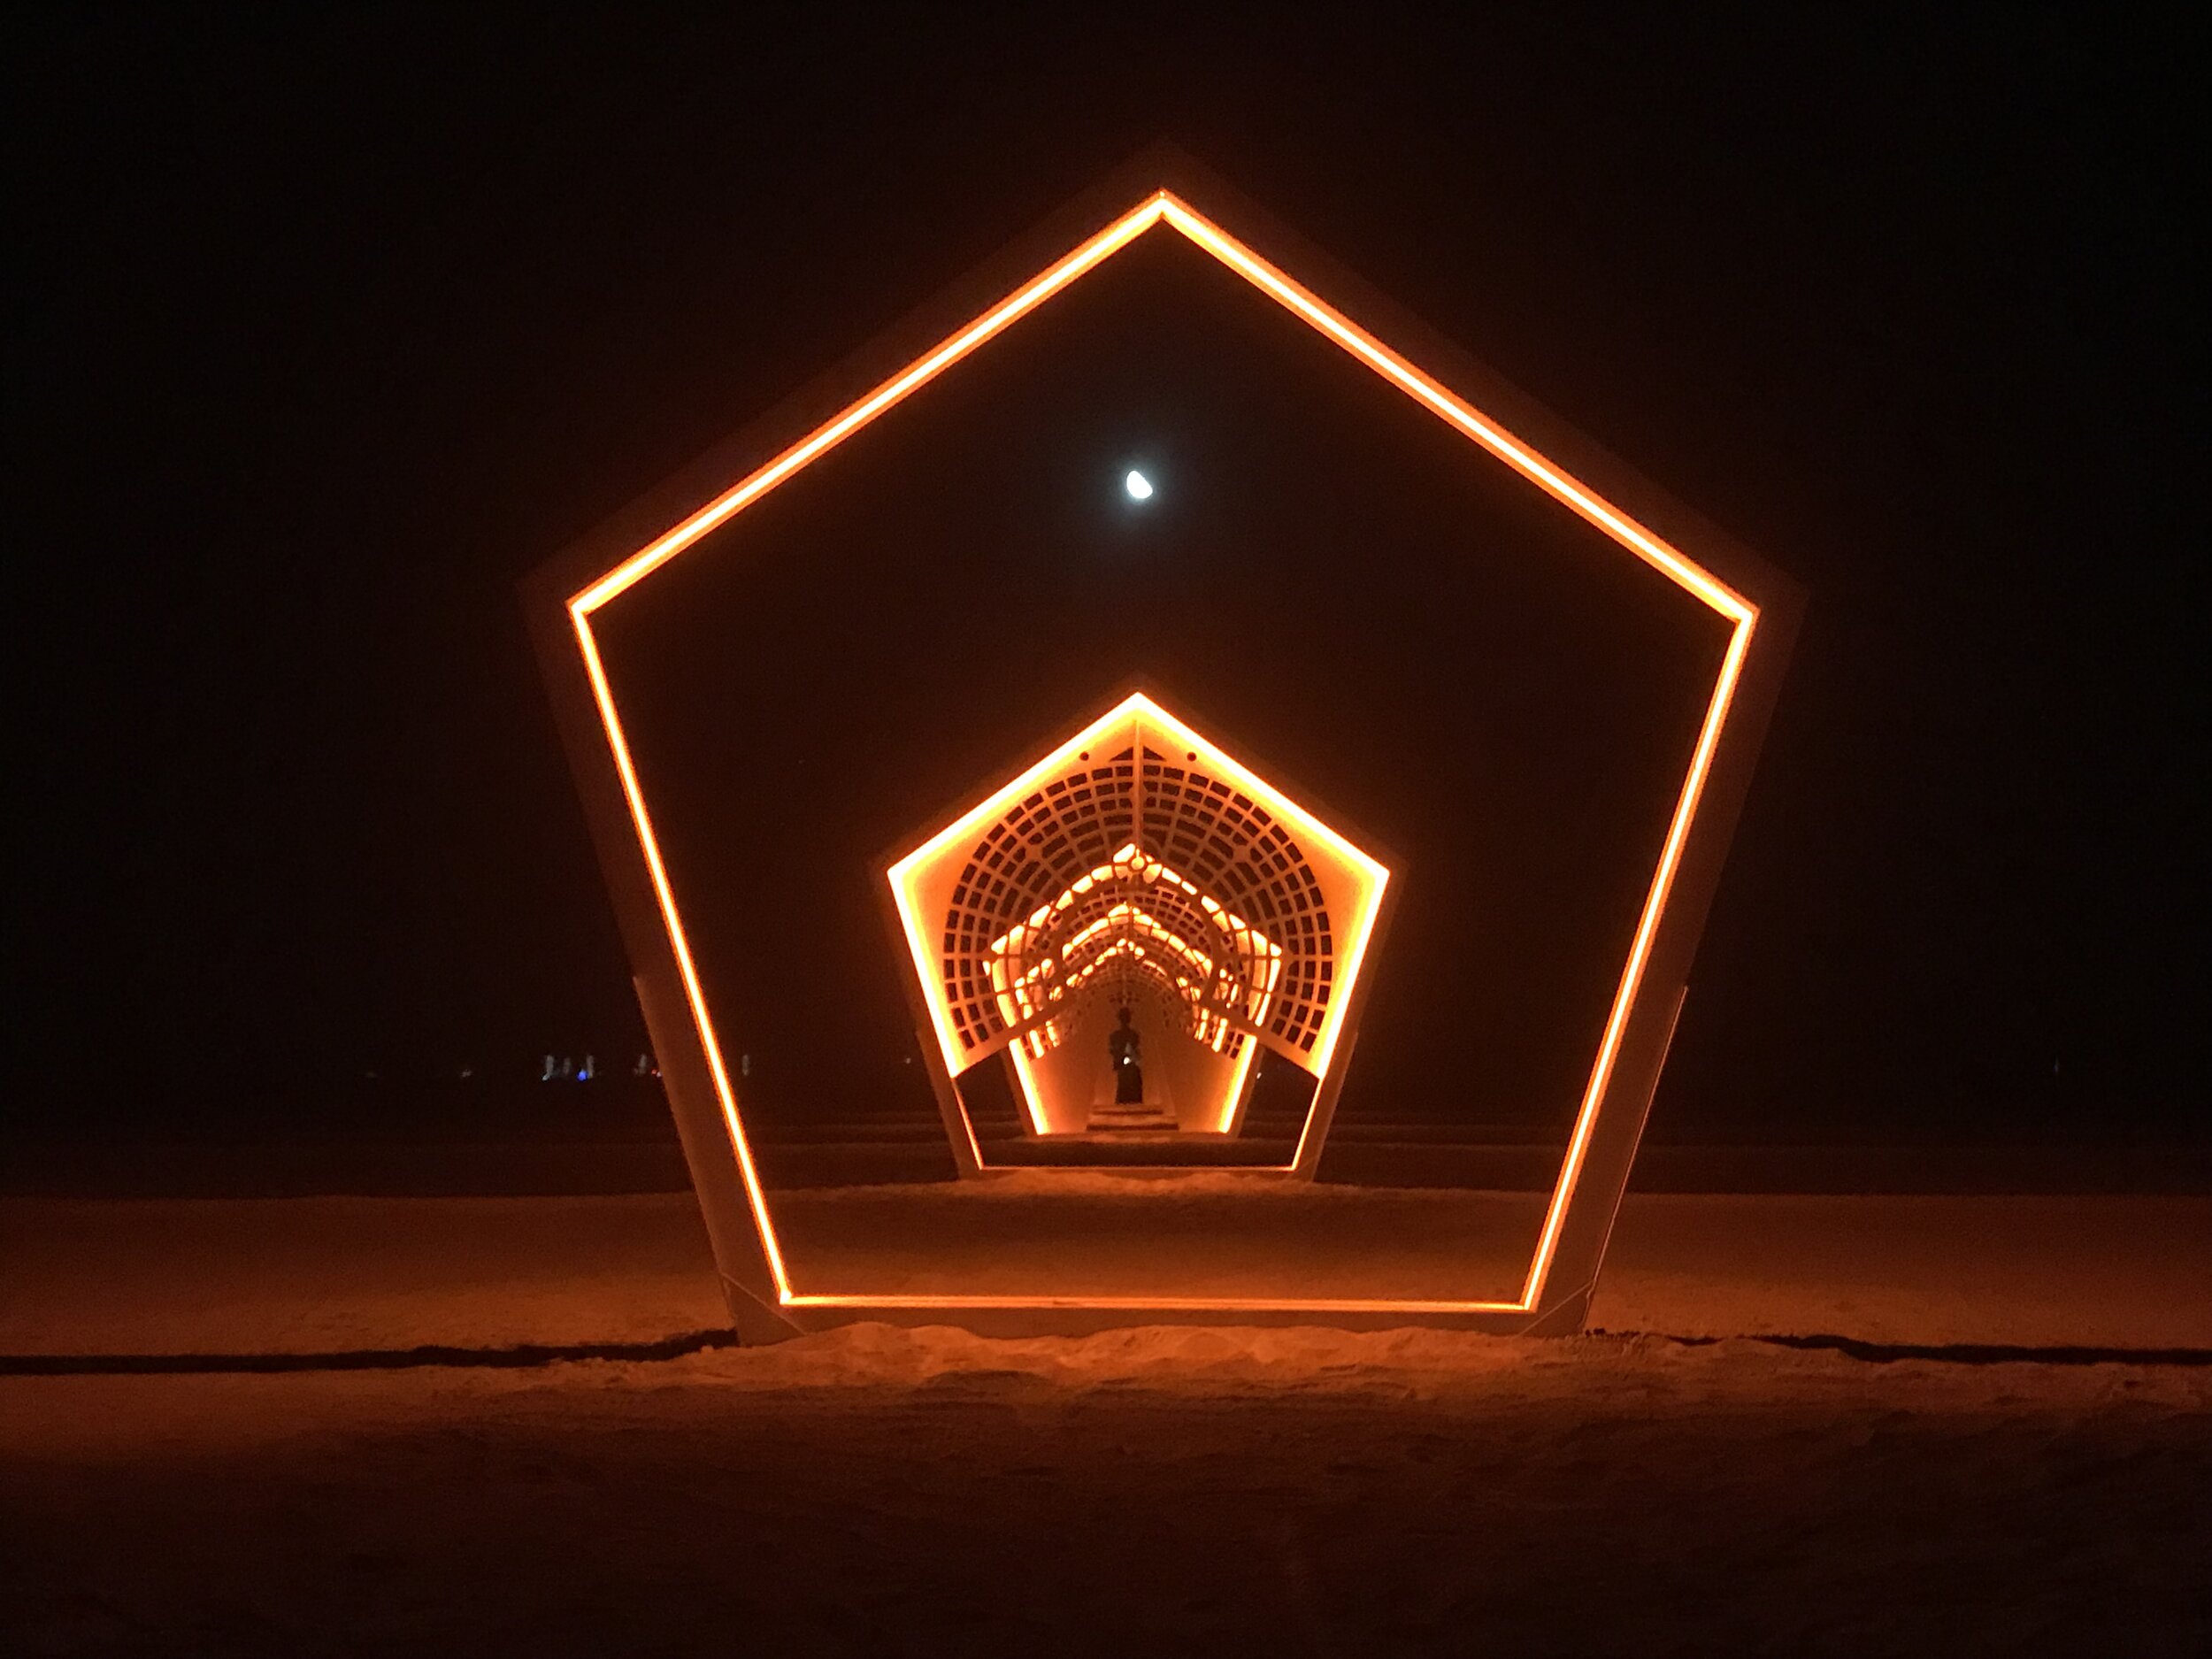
889, 694, 1388, 1163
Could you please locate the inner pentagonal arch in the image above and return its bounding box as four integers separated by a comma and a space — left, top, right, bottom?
944, 741, 1331, 1076
888, 692, 1389, 1149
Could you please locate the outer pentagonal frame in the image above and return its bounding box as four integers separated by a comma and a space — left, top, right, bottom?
524, 149, 1803, 1340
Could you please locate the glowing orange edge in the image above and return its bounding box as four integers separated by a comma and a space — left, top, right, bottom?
567, 188, 1756, 1317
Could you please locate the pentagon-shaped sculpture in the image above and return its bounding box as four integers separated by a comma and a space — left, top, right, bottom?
525, 152, 1801, 1339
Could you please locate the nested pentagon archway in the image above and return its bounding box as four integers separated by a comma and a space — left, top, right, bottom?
525, 154, 1801, 1340
887, 692, 1390, 1169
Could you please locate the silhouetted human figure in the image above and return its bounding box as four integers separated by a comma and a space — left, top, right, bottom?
1108, 1006, 1145, 1104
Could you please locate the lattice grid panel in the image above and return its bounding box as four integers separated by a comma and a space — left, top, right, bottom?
941, 741, 1333, 1064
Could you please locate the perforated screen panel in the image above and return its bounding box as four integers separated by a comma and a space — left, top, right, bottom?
949, 755, 1308, 1064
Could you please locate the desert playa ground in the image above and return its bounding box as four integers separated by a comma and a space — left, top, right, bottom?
4, 1184, 2208, 1656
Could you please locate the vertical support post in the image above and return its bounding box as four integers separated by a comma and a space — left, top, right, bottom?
631, 975, 798, 1341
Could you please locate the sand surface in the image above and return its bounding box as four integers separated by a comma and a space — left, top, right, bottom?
5, 1329, 2208, 1657
4, 1186, 2207, 1353
4, 1188, 2208, 1655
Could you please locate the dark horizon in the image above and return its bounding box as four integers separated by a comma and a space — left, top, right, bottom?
12, 13, 2203, 1147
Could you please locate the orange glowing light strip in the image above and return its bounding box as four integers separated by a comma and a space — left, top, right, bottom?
1156, 201, 1754, 624
566, 611, 797, 1298
567, 187, 1754, 1317
785, 1290, 1528, 1315
570, 196, 1171, 618
1143, 202, 1758, 1305
1517, 617, 1750, 1307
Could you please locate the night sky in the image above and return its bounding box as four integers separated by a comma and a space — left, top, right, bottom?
13, 12, 2202, 1143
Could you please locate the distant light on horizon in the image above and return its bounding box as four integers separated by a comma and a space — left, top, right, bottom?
1124, 469, 1154, 501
